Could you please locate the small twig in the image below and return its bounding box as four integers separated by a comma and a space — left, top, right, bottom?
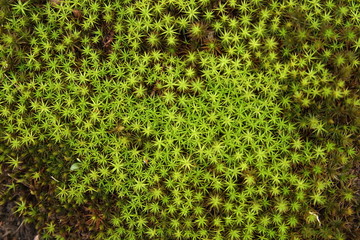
309, 211, 321, 226
14, 220, 24, 233
2, 229, 11, 238
50, 176, 60, 182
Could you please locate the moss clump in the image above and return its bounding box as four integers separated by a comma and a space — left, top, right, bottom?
0, 0, 359, 239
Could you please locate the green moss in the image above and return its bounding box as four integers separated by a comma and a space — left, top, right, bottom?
0, 0, 359, 239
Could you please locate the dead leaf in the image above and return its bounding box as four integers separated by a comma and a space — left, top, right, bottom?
50, 0, 62, 6
73, 9, 82, 18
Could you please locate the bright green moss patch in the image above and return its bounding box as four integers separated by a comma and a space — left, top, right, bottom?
0, 0, 359, 239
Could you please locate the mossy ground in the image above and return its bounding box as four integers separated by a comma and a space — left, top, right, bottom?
0, 0, 359, 239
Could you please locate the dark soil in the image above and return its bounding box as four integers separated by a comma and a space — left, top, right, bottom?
0, 200, 37, 240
